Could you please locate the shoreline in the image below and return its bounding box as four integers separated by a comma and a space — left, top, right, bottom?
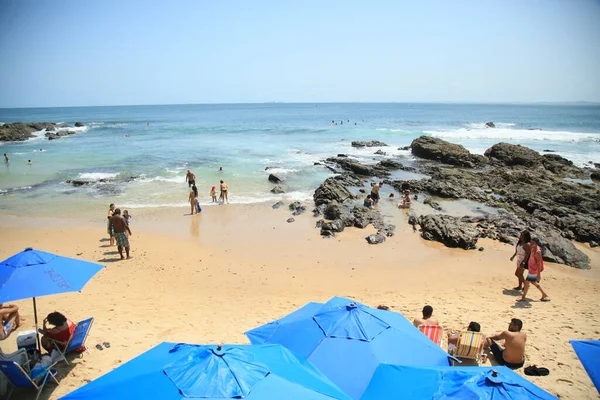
0, 204, 599, 399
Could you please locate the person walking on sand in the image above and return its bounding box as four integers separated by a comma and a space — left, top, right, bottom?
370, 182, 383, 205
188, 185, 199, 214
485, 318, 526, 370
110, 208, 132, 260
107, 203, 116, 246
186, 169, 196, 188
510, 230, 531, 291
219, 180, 229, 204
518, 237, 550, 302
210, 185, 218, 203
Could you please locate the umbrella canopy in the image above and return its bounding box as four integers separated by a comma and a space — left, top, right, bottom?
60, 342, 352, 399
570, 340, 600, 393
361, 364, 558, 400
0, 247, 105, 302
245, 297, 452, 399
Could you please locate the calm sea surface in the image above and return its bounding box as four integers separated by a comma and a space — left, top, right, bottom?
1, 103, 599, 216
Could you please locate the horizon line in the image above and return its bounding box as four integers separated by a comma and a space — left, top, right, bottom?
1, 100, 600, 110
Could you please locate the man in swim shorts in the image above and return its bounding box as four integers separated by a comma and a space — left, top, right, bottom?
370, 182, 383, 205
110, 208, 132, 260
186, 170, 196, 187
485, 318, 526, 370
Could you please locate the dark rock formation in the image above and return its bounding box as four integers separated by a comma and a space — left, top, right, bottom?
374, 150, 387, 156
423, 197, 443, 211
0, 122, 59, 141
272, 201, 284, 209
484, 143, 541, 167
538, 229, 590, 269
313, 173, 361, 206
270, 185, 285, 194
287, 218, 295, 223
485, 122, 496, 128
268, 174, 282, 184
351, 141, 388, 148
418, 214, 479, 249
591, 170, 600, 181
411, 136, 486, 168
289, 202, 307, 216
74, 122, 85, 127
366, 234, 386, 244
321, 219, 345, 234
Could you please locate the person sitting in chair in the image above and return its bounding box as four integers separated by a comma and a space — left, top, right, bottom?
447, 321, 481, 348
40, 312, 75, 352
0, 304, 21, 340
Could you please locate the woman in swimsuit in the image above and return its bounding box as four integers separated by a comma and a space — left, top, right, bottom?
189, 185, 199, 215
107, 203, 115, 246
40, 311, 75, 352
518, 237, 550, 302
510, 230, 531, 291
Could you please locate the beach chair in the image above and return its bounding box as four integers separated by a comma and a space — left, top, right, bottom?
48, 317, 94, 365
450, 331, 486, 365
0, 360, 59, 400
418, 325, 443, 346
0, 348, 30, 396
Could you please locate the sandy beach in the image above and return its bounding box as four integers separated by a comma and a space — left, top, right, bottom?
1, 203, 599, 399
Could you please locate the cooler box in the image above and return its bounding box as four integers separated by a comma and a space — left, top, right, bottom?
16, 330, 37, 350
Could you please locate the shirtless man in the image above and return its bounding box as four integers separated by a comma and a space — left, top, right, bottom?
185, 170, 196, 187
413, 305, 439, 327
0, 304, 21, 340
370, 182, 383, 205
219, 180, 229, 204
110, 208, 132, 260
485, 318, 526, 370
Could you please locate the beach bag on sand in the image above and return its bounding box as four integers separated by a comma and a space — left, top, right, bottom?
525, 365, 550, 376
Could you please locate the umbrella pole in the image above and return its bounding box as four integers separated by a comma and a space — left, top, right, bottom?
33, 297, 42, 351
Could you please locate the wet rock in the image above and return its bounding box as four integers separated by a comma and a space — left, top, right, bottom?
398, 146, 411, 151
411, 136, 486, 168
321, 219, 345, 233
543, 149, 555, 153
591, 170, 600, 181
313, 174, 357, 206
47, 133, 59, 140
359, 188, 366, 193
272, 201, 284, 209
485, 122, 496, 128
590, 241, 598, 248
376, 159, 410, 171
268, 174, 282, 184
74, 122, 85, 127
366, 234, 386, 244
352, 206, 382, 229
0, 122, 59, 141
418, 214, 479, 249
287, 218, 295, 223
315, 219, 324, 228
289, 202, 306, 216
479, 247, 484, 251
321, 230, 335, 238
324, 202, 341, 220
424, 197, 443, 211
484, 143, 542, 167
352, 140, 388, 148
271, 185, 285, 194
337, 154, 348, 157
374, 150, 387, 156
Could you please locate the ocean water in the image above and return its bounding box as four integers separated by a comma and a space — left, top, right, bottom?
1, 103, 599, 216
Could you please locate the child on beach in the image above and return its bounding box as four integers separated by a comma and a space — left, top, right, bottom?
398, 191, 412, 208
210, 186, 218, 202
123, 210, 132, 226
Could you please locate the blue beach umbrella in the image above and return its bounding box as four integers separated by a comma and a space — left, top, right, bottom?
361, 364, 558, 400
245, 297, 453, 399
570, 340, 600, 393
0, 247, 104, 348
60, 342, 352, 399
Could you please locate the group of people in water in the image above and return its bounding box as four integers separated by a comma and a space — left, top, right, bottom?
186, 169, 229, 215
413, 305, 528, 370
363, 182, 412, 209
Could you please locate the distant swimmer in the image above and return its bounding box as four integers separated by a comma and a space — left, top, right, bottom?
218, 167, 223, 173
27, 160, 32, 165
3, 154, 8, 163
186, 169, 196, 187
147, 122, 149, 126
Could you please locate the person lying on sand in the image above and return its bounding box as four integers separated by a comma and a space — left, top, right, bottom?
413, 305, 438, 327
485, 318, 526, 370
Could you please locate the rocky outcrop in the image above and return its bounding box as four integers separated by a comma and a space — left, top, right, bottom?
366, 234, 385, 244
485, 122, 496, 128
351, 140, 388, 148
270, 185, 285, 194
537, 229, 590, 269
410, 136, 487, 168
313, 173, 361, 206
484, 143, 542, 167
74, 122, 85, 127
374, 150, 387, 155
268, 174, 282, 184
0, 122, 59, 141
272, 201, 284, 209
324, 157, 409, 177
418, 214, 479, 249
289, 202, 307, 216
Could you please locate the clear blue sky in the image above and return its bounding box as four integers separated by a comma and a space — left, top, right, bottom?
1, 0, 599, 107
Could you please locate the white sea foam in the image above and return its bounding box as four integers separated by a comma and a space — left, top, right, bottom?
424, 127, 599, 142
135, 175, 183, 184
78, 172, 119, 180
264, 167, 299, 175
375, 128, 410, 133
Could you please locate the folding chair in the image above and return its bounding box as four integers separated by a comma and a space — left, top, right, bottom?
48, 317, 94, 365
0, 360, 59, 400
418, 325, 443, 346
450, 331, 485, 365
0, 348, 29, 368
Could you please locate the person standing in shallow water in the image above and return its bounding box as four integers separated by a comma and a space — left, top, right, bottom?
188, 185, 199, 214
3, 154, 8, 163
510, 230, 531, 291
219, 180, 229, 204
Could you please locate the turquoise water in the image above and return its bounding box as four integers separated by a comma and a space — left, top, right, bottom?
1, 103, 599, 215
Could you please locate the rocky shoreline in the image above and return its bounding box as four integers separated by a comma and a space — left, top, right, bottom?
0, 121, 85, 141
306, 136, 599, 269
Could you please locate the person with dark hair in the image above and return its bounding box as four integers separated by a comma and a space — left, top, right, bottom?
107, 203, 116, 246
188, 185, 199, 215
110, 208, 132, 260
518, 237, 550, 302
219, 180, 229, 204
510, 230, 531, 290
485, 319, 526, 370
40, 311, 75, 352
363, 194, 374, 208
185, 169, 196, 187
413, 305, 438, 327
370, 182, 383, 205
3, 154, 8, 163
447, 321, 482, 348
